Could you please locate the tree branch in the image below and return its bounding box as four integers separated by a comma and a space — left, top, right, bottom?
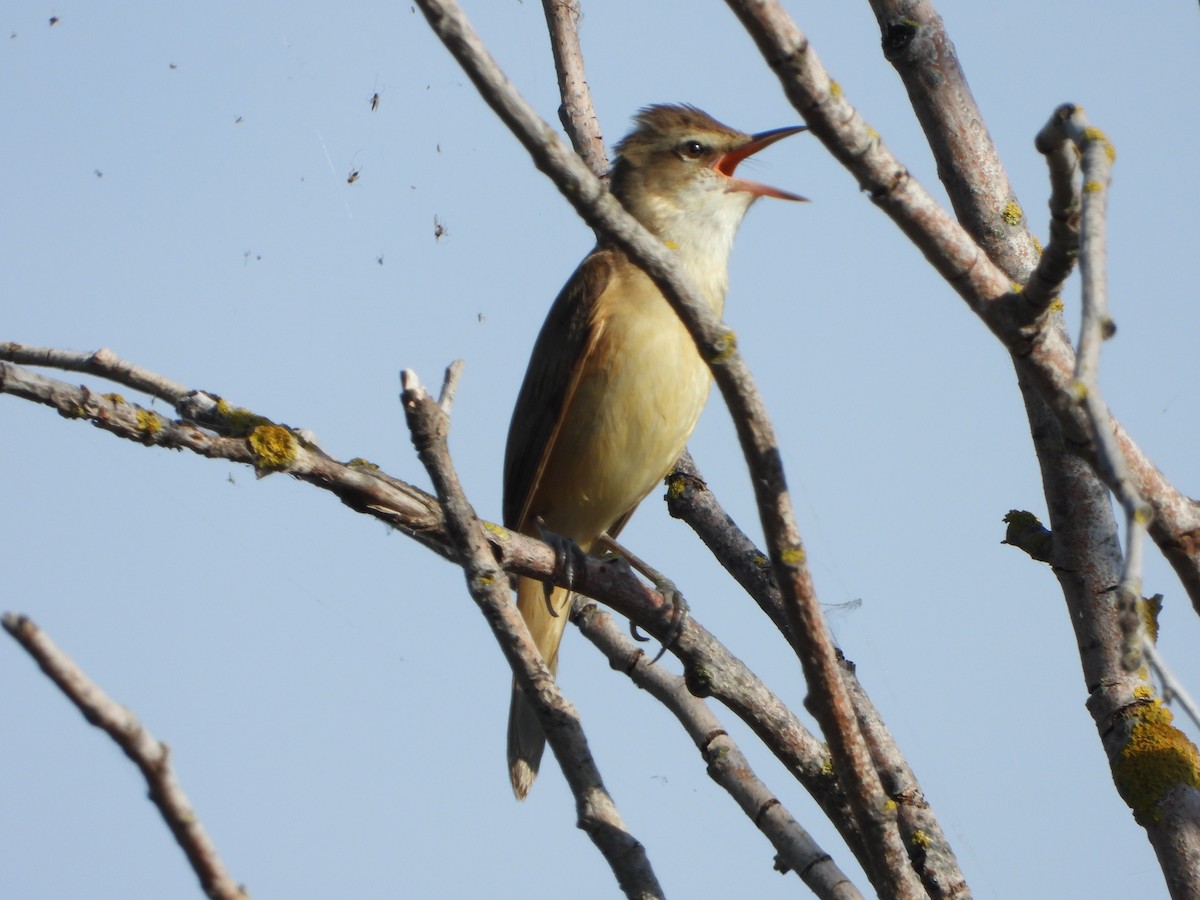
721, 0, 1200, 612
540, 0, 607, 177
667, 453, 969, 899
399, 369, 663, 899
3, 614, 249, 900
0, 345, 849, 850
571, 599, 863, 900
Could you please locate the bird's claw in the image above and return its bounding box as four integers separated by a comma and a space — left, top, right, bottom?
629, 577, 689, 665
536, 517, 587, 617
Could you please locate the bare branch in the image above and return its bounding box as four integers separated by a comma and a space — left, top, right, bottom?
2, 345, 869, 867
540, 0, 607, 177
3, 614, 249, 900
399, 369, 663, 898
1027, 104, 1082, 311
0, 349, 822, 794
667, 453, 969, 899
572, 599, 863, 900
1144, 640, 1200, 733
0, 357, 449, 554
1054, 107, 1152, 671
437, 358, 465, 416
868, 0, 1038, 279
1, 342, 190, 404
720, 0, 1200, 610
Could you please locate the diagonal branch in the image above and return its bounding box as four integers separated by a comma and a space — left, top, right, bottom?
3, 614, 249, 900
667, 452, 969, 900
571, 598, 863, 900
400, 368, 663, 899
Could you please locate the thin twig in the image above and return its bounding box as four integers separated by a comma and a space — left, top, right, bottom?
1056, 107, 1152, 672
540, 0, 607, 177
3, 614, 249, 900
1143, 640, 1200, 732
438, 358, 464, 416
0, 342, 190, 404
1027, 104, 1082, 313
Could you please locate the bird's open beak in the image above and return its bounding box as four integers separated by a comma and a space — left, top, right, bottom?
714, 125, 808, 201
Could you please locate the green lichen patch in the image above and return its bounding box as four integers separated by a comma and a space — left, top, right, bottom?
708, 329, 738, 364
216, 398, 270, 436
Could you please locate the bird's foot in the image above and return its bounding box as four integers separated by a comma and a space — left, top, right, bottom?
535, 517, 587, 617
634, 577, 689, 664
596, 533, 688, 664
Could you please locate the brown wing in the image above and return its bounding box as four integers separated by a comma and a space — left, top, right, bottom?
503, 249, 616, 532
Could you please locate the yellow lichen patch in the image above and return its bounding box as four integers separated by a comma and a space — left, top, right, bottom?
829, 80, 842, 99
1140, 594, 1164, 644
482, 521, 509, 540
752, 552, 770, 569
1082, 127, 1117, 162
346, 457, 379, 470
135, 409, 162, 436
1114, 699, 1200, 824
666, 474, 687, 500
102, 392, 126, 404
1032, 235, 1043, 254
911, 829, 931, 849
248, 424, 298, 472
708, 328, 738, 364
780, 547, 806, 566
1049, 298, 1065, 314
1002, 200, 1023, 226
663, 240, 679, 251
1083, 180, 1104, 194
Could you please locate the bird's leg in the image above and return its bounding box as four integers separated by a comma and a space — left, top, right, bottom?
535, 517, 587, 617
595, 533, 688, 664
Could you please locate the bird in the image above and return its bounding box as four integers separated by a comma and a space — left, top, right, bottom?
503, 104, 805, 799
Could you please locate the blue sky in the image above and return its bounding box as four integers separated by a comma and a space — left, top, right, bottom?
3, 2, 1199, 898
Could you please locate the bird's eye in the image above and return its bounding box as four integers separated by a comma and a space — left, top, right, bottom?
680, 139, 706, 159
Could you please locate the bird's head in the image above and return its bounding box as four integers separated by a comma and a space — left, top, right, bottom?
610, 104, 806, 246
